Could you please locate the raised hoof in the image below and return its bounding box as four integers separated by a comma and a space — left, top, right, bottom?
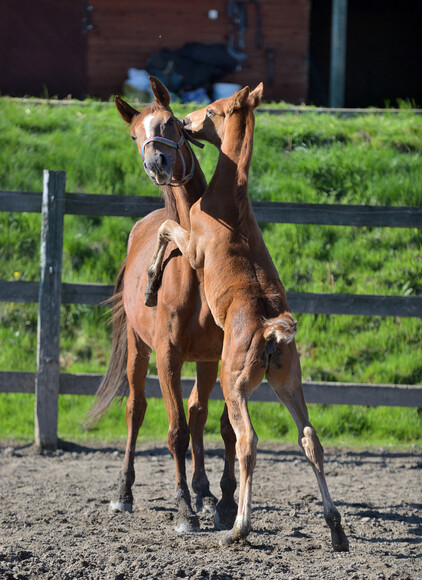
145, 275, 162, 307
144, 289, 158, 308
109, 500, 133, 513
196, 494, 217, 515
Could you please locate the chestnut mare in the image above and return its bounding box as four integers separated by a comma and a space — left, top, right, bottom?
146, 84, 349, 551
89, 77, 229, 532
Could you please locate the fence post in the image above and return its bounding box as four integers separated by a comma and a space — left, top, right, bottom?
35, 170, 66, 450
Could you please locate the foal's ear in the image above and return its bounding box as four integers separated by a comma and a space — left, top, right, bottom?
249, 82, 264, 109
115, 96, 139, 124
226, 86, 250, 115
149, 76, 171, 108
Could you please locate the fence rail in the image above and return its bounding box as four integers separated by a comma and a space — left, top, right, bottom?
1, 171, 421, 449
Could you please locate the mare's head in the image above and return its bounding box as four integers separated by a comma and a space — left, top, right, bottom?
115, 77, 185, 185
182, 83, 264, 148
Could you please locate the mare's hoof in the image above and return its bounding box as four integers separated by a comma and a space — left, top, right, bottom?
175, 514, 200, 533
196, 494, 217, 514
214, 501, 237, 530
331, 526, 349, 552
109, 500, 132, 513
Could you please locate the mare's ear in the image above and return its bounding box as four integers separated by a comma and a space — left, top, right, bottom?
249, 82, 264, 109
149, 76, 171, 108
115, 96, 139, 124
226, 86, 250, 115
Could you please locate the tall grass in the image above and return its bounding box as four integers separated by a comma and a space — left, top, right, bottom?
0, 98, 421, 446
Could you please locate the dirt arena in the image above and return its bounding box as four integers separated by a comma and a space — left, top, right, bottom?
1, 440, 420, 579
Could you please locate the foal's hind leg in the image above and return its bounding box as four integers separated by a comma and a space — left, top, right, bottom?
188, 361, 219, 514
266, 345, 349, 552
110, 325, 149, 513
214, 404, 238, 530
156, 343, 200, 532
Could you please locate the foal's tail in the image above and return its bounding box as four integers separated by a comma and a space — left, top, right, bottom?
85, 260, 128, 428
263, 313, 297, 346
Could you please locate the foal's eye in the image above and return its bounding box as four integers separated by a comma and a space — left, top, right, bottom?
206, 109, 216, 118
131, 135, 137, 141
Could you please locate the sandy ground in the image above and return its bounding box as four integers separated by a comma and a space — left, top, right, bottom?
0, 440, 421, 579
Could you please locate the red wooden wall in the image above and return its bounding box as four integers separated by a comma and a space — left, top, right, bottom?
87, 0, 310, 103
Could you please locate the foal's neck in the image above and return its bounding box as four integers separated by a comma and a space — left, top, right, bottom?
205, 108, 255, 232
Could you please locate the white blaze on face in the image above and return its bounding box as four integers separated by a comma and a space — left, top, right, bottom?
143, 114, 155, 138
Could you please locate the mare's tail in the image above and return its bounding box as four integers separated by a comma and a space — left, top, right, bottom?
85, 260, 128, 428
263, 313, 297, 346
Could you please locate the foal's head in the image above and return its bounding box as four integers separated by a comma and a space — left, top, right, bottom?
115, 77, 185, 186
182, 83, 263, 148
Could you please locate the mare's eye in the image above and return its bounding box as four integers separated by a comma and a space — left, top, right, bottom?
131, 135, 137, 141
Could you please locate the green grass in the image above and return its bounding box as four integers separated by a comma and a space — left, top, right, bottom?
0, 97, 421, 447
1, 393, 420, 448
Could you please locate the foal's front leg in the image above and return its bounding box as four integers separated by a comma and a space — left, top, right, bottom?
145, 219, 191, 307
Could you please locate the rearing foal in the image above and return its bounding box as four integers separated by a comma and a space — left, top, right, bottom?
146, 85, 349, 551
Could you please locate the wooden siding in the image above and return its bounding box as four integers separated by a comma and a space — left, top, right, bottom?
87, 0, 310, 103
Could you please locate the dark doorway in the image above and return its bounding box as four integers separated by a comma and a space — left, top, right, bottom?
309, 0, 422, 107
0, 0, 87, 99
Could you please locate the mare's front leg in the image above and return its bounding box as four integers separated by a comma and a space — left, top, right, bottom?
145, 219, 191, 307
266, 342, 349, 552
156, 343, 200, 532
110, 325, 149, 512
188, 361, 219, 514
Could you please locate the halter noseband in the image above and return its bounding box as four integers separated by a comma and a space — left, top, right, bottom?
141, 120, 203, 187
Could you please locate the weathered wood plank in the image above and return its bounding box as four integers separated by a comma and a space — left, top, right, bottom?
1, 371, 421, 408
35, 170, 66, 450
2, 190, 421, 228
252, 201, 422, 228
287, 291, 422, 318
64, 193, 163, 217
1, 281, 420, 318
0, 190, 42, 212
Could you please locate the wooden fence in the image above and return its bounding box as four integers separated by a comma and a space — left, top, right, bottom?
1, 170, 421, 449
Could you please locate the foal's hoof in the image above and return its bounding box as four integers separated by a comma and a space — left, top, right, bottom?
144, 289, 158, 308
109, 500, 132, 513
145, 275, 162, 307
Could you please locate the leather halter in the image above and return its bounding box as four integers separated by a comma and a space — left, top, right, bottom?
141, 120, 204, 187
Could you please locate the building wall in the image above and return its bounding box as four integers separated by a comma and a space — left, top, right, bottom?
87, 0, 310, 103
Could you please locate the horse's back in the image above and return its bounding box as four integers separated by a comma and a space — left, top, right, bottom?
124, 208, 222, 359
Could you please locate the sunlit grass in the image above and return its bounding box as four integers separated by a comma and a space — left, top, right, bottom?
0, 393, 420, 448
0, 97, 421, 447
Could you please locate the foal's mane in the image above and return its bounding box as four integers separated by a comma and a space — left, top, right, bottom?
234, 106, 256, 235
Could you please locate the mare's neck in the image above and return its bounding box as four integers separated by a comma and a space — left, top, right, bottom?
165, 146, 206, 229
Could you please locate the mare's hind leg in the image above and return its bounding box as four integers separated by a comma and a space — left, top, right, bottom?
266, 343, 349, 552
157, 343, 200, 532
110, 324, 149, 513
214, 404, 238, 530
188, 361, 219, 514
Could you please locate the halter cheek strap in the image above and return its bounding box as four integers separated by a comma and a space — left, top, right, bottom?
141, 133, 196, 186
